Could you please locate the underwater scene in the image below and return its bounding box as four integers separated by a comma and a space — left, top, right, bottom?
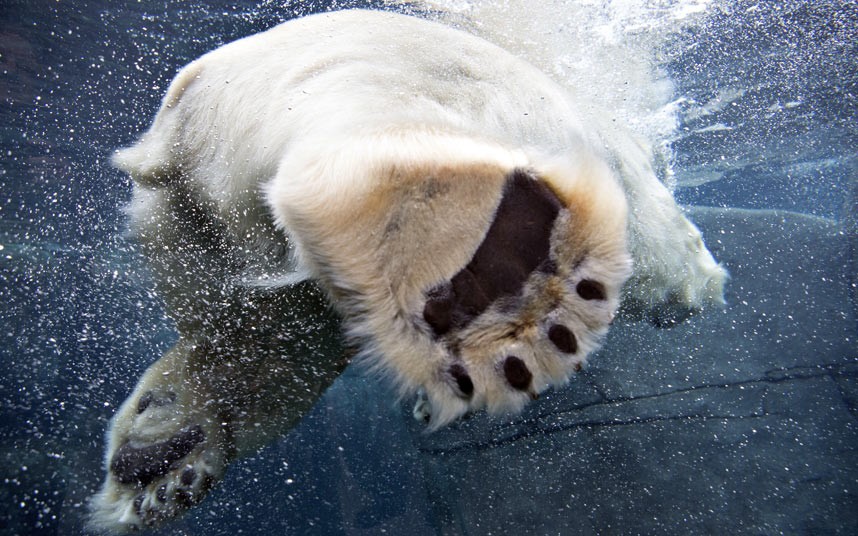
1, 0, 855, 534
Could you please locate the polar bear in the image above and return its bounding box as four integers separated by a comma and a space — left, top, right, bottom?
88, 8, 727, 533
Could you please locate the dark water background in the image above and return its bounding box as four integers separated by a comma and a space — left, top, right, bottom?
0, 1, 855, 534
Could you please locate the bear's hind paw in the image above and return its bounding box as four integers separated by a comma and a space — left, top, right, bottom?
90, 427, 226, 532
89, 389, 228, 533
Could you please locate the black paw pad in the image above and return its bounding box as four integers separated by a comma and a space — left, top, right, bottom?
110, 425, 205, 486
548, 324, 577, 354
448, 363, 474, 398
174, 488, 195, 508
576, 279, 606, 301
156, 484, 168, 502
133, 494, 145, 516
423, 284, 454, 336
201, 474, 216, 494
424, 170, 563, 337
503, 355, 533, 391
136, 391, 176, 414
180, 466, 196, 486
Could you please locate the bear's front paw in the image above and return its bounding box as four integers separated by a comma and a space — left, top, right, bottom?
626, 214, 728, 327
89, 389, 228, 533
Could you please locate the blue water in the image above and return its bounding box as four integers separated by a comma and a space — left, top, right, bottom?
1, 1, 855, 535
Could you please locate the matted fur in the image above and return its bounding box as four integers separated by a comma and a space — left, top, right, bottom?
90, 9, 726, 533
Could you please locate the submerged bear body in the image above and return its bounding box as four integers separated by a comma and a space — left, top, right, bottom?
90, 9, 726, 533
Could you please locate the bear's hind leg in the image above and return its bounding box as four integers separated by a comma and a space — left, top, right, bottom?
89, 283, 347, 533
88, 339, 231, 533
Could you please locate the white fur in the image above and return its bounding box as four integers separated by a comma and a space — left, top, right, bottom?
90, 8, 726, 534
